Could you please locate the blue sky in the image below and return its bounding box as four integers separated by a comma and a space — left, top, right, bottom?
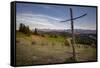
16, 3, 97, 30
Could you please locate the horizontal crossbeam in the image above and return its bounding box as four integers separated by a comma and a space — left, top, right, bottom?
60, 13, 87, 22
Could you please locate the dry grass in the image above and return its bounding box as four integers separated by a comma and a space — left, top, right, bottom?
16, 32, 97, 65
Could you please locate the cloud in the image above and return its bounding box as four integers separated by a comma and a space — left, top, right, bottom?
16, 13, 70, 30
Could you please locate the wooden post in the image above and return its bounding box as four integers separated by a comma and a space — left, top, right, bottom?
60, 8, 87, 61
70, 8, 76, 61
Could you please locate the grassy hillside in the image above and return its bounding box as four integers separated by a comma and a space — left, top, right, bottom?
16, 31, 97, 65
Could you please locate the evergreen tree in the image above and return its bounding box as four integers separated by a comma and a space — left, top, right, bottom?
34, 28, 38, 35
19, 23, 31, 36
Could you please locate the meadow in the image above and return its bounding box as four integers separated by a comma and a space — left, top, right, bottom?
16, 31, 96, 65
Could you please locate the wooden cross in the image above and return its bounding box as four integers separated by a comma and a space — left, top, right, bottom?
61, 8, 87, 61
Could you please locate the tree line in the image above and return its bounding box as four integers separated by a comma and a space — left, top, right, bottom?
18, 23, 38, 36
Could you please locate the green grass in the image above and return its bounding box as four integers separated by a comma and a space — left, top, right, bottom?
47, 36, 65, 42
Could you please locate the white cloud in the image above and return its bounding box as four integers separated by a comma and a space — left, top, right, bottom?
16, 13, 70, 30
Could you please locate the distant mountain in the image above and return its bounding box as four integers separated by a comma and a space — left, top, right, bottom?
66, 29, 96, 34
32, 29, 96, 34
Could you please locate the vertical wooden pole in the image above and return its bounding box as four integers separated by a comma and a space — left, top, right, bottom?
70, 8, 76, 61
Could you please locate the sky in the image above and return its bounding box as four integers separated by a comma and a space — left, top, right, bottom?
16, 3, 97, 30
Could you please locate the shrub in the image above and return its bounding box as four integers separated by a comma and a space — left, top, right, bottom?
54, 35, 58, 38
64, 39, 70, 46
31, 41, 36, 45
40, 34, 45, 37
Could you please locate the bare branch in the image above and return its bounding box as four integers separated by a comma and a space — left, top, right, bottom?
60, 13, 87, 22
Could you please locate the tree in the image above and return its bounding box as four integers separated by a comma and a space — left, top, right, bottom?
19, 23, 24, 32
19, 23, 31, 36
34, 28, 38, 35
